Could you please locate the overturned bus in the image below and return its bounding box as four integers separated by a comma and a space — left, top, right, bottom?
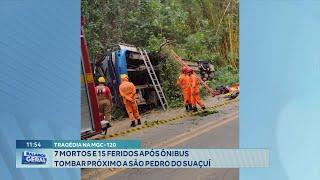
94, 43, 168, 111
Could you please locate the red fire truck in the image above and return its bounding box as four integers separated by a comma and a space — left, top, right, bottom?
80, 19, 105, 139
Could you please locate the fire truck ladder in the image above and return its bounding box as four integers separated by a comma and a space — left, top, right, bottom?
139, 49, 168, 110
171, 50, 219, 96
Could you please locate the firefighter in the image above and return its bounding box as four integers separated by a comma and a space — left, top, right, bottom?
176, 66, 192, 112
187, 68, 206, 112
119, 74, 141, 127
95, 77, 112, 127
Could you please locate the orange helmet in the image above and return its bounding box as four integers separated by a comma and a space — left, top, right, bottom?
120, 74, 129, 81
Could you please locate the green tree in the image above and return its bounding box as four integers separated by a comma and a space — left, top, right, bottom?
81, 0, 239, 105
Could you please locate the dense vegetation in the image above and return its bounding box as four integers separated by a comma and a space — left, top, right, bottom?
82, 0, 239, 107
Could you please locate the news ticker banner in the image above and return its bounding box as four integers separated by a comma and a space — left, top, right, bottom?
16, 140, 269, 168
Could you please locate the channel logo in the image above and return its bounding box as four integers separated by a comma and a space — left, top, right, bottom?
21, 151, 47, 165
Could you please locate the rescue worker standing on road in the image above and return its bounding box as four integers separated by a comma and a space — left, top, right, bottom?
188, 68, 206, 112
95, 77, 112, 127
119, 74, 141, 127
177, 66, 192, 112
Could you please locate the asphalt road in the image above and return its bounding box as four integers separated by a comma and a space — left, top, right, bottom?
82, 101, 239, 180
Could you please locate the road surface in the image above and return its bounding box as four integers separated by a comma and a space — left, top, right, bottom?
82, 100, 239, 180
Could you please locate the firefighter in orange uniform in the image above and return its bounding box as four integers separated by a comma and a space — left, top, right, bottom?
176, 66, 192, 112
188, 68, 206, 112
119, 74, 141, 127
95, 77, 112, 128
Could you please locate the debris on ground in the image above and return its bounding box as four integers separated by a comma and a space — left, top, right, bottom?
195, 110, 219, 117
227, 90, 239, 100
